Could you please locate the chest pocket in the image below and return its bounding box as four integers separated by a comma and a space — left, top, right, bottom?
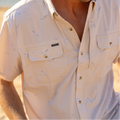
27, 42, 63, 61
89, 32, 120, 70
25, 40, 67, 86
97, 32, 120, 50
97, 32, 120, 62
96, 32, 120, 71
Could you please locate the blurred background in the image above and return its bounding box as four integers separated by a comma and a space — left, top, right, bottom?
0, 0, 20, 7
0, 0, 120, 120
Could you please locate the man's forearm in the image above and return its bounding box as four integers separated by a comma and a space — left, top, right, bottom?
0, 79, 27, 120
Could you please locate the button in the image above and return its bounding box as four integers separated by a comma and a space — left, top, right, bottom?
54, 13, 58, 17
110, 42, 112, 45
79, 100, 81, 104
81, 52, 83, 55
55, 13, 58, 16
44, 54, 48, 58
69, 27, 73, 31
79, 76, 82, 80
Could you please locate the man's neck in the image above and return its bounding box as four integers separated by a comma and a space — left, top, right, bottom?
52, 0, 90, 17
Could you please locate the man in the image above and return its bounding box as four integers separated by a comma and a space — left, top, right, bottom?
0, 0, 120, 119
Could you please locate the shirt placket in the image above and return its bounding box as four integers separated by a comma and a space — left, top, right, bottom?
54, 15, 83, 119
53, 1, 95, 119
75, 2, 95, 119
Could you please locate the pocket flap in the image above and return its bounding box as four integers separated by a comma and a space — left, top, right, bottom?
97, 32, 120, 50
27, 42, 63, 61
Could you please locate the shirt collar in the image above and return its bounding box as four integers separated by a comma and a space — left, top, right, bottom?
44, 0, 97, 19
44, 0, 57, 19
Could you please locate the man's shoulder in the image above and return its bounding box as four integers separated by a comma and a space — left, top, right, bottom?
98, 0, 120, 8
4, 0, 34, 18
4, 0, 45, 20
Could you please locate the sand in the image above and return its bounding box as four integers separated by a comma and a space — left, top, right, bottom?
0, 7, 120, 120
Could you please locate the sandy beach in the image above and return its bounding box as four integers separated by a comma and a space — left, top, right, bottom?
0, 7, 120, 120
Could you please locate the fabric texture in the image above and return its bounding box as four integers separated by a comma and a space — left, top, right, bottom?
0, 0, 120, 119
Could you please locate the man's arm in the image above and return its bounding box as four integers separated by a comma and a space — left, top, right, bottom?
0, 78, 27, 120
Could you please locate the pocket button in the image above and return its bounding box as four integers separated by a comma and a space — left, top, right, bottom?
110, 42, 112, 45
44, 54, 48, 58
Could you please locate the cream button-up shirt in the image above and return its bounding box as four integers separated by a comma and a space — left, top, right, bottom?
0, 0, 120, 119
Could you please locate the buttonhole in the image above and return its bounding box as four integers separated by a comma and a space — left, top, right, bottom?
51, 43, 59, 47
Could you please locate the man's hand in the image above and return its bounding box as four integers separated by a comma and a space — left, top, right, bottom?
0, 78, 27, 120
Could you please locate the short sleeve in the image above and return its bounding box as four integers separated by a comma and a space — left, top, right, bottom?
0, 13, 23, 82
